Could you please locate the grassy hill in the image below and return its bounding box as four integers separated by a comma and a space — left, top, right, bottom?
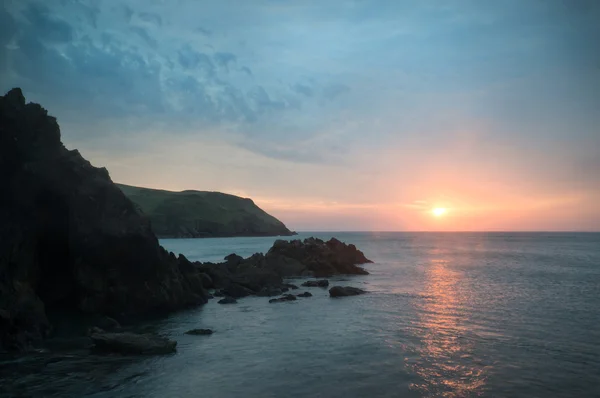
117, 184, 294, 238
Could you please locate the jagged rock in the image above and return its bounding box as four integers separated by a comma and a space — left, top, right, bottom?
297, 292, 313, 297
198, 273, 213, 289
0, 88, 208, 351
221, 283, 254, 298
269, 294, 297, 303
218, 297, 237, 304
283, 283, 299, 290
212, 290, 224, 297
87, 326, 105, 336
185, 328, 213, 335
302, 280, 330, 288
91, 315, 121, 331
90, 332, 176, 355
329, 286, 367, 297
267, 238, 371, 277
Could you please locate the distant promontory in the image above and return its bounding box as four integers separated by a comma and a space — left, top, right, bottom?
117, 184, 295, 238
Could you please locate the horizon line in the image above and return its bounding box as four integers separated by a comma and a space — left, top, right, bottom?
291, 230, 600, 233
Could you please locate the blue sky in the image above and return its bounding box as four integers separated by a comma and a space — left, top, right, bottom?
1, 0, 599, 230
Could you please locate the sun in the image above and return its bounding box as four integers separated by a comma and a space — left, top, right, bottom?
432, 207, 447, 217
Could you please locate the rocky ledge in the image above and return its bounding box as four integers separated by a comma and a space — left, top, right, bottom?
90, 332, 177, 355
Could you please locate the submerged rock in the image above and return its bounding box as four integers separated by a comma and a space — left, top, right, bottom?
297, 292, 313, 298
185, 328, 213, 335
218, 297, 237, 304
90, 332, 176, 355
329, 286, 367, 297
302, 280, 330, 288
268, 294, 297, 303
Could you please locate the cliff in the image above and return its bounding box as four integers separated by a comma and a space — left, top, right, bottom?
116, 184, 294, 238
0, 88, 209, 351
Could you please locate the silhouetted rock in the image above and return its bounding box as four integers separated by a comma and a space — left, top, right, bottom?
0, 88, 208, 352
297, 292, 313, 297
269, 294, 298, 303
267, 237, 371, 277
221, 283, 254, 298
283, 283, 299, 290
92, 315, 121, 331
90, 332, 176, 355
218, 297, 237, 304
329, 286, 367, 297
185, 328, 213, 335
302, 280, 330, 287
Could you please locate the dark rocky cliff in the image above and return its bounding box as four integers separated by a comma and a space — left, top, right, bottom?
0, 88, 209, 352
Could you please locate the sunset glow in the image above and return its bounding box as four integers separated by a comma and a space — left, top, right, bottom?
432, 208, 447, 217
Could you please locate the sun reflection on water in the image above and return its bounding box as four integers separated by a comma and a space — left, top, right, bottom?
407, 250, 488, 397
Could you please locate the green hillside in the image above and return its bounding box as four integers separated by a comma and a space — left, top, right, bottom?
117, 184, 294, 238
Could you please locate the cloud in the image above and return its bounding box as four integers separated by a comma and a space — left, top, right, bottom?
137, 12, 162, 27
1, 0, 599, 231
23, 3, 73, 43
213, 52, 236, 71
130, 26, 157, 48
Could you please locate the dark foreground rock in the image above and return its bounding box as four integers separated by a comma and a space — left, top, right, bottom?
90, 332, 176, 355
185, 328, 213, 335
218, 297, 237, 304
297, 292, 313, 297
329, 286, 367, 297
302, 280, 330, 287
0, 88, 209, 352
269, 294, 297, 303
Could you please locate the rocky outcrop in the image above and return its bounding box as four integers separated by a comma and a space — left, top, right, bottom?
194, 238, 371, 304
329, 286, 367, 297
0, 88, 209, 352
297, 292, 313, 297
218, 297, 237, 304
267, 238, 372, 277
90, 332, 177, 355
185, 328, 213, 335
302, 280, 330, 287
268, 294, 297, 303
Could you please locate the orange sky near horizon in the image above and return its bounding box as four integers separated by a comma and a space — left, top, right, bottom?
79, 131, 600, 232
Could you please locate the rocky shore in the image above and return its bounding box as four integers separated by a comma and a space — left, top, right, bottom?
0, 88, 372, 354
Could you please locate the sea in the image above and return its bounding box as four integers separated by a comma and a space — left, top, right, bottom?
2, 232, 600, 397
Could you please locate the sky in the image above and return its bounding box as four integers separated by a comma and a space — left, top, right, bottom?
1, 0, 599, 231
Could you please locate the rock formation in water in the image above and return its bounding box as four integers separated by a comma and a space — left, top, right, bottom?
198, 237, 371, 299
0, 88, 209, 352
329, 286, 367, 297
116, 183, 296, 238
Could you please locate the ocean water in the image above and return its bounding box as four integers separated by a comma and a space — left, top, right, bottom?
2, 232, 600, 397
